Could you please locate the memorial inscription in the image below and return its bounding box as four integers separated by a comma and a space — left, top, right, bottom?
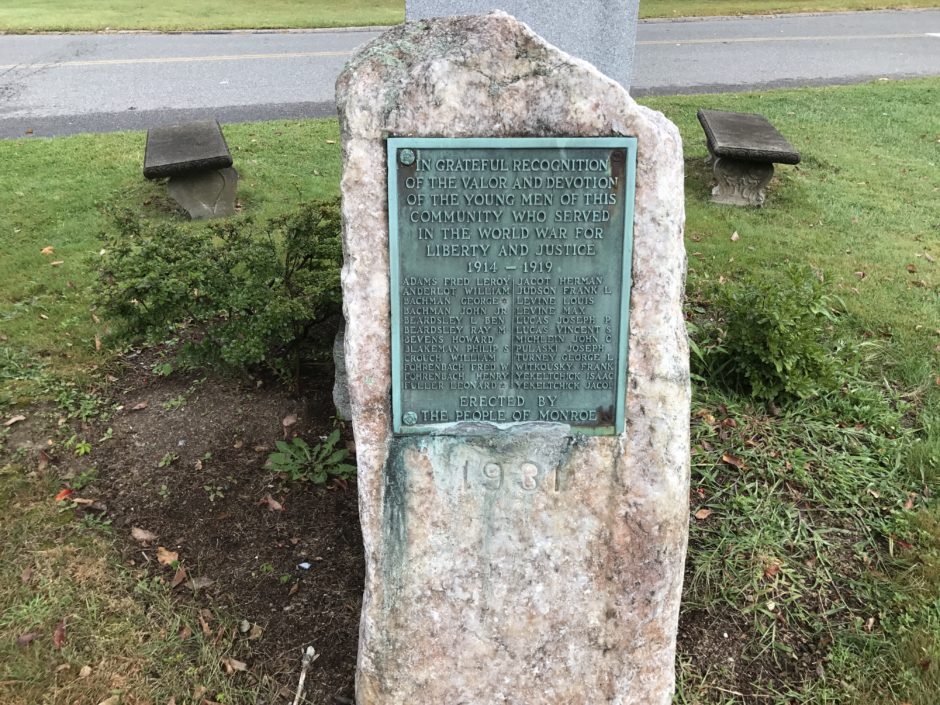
388, 137, 637, 434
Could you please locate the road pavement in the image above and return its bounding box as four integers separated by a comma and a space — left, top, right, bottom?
1, 10, 938, 138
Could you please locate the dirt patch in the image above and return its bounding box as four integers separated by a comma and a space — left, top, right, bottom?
83, 351, 363, 704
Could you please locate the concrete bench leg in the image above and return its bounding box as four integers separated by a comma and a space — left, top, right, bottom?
705, 152, 774, 207
167, 166, 239, 220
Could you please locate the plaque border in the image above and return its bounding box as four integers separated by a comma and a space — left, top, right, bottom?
387, 136, 637, 435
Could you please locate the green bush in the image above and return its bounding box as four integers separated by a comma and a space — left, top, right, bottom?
695, 266, 839, 400
98, 200, 343, 384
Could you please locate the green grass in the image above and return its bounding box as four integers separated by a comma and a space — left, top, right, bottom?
1, 0, 935, 32
1, 79, 938, 702
643, 80, 939, 702
0, 1, 402, 33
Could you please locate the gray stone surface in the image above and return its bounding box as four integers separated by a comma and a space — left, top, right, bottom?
143, 119, 233, 179
166, 166, 238, 220
696, 109, 800, 164
336, 13, 689, 705
406, 0, 640, 89
706, 154, 775, 207
332, 321, 352, 420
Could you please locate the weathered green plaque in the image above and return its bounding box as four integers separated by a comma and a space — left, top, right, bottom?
388, 137, 637, 434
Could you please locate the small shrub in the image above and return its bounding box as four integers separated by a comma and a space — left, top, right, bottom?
267, 429, 355, 484
695, 266, 838, 401
98, 199, 343, 385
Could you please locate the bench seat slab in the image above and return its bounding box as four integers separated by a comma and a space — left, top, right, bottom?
697, 109, 800, 165
144, 120, 234, 179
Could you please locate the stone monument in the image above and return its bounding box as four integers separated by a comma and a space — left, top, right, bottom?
336, 13, 688, 705
406, 0, 641, 90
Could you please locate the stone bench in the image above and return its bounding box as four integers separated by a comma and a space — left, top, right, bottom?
696, 109, 800, 207
143, 120, 238, 219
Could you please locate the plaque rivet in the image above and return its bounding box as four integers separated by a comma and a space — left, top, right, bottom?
399, 149, 416, 166
402, 411, 418, 426
611, 150, 625, 162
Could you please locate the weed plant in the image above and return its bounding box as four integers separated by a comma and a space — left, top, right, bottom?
267, 429, 356, 484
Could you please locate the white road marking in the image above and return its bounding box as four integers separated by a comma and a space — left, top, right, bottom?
638, 33, 925, 46
0, 49, 352, 71
0, 33, 931, 71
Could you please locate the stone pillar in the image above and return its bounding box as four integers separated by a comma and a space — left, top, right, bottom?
336, 13, 688, 705
406, 0, 641, 90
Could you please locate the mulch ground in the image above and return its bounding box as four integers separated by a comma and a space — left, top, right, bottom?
84, 348, 363, 704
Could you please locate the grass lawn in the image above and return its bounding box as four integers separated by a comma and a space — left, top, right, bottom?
1, 78, 938, 703
0, 0, 937, 32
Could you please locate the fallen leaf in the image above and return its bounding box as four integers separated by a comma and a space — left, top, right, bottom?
694, 507, 712, 520
193, 686, 207, 700
905, 494, 916, 510
198, 612, 212, 636
52, 619, 67, 648
730, 231, 740, 242
221, 656, 248, 674
41, 246, 55, 256
179, 625, 193, 640
171, 565, 188, 588
763, 560, 782, 579
721, 453, 747, 470
54, 488, 74, 502
131, 527, 158, 544
233, 439, 244, 449
131, 400, 149, 411
906, 263, 917, 274
37, 450, 50, 473
258, 494, 284, 512
95, 334, 102, 351
3, 414, 26, 427
288, 582, 299, 596
325, 139, 336, 144
248, 623, 263, 640
854, 271, 866, 279
98, 696, 120, 705
188, 576, 215, 591
17, 632, 39, 647
156, 547, 179, 566
925, 252, 936, 263
79, 665, 92, 678
867, 488, 881, 499
864, 616, 875, 632
282, 413, 298, 428
39, 313, 48, 319
721, 418, 737, 428
21, 566, 33, 583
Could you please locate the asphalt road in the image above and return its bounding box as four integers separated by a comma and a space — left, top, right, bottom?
1, 10, 938, 138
